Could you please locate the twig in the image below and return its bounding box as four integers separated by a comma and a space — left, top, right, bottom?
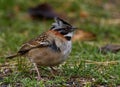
82, 60, 120, 66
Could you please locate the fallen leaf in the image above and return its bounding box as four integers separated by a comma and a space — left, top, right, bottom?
80, 10, 89, 18
100, 44, 120, 53
72, 30, 96, 42
28, 3, 59, 19
13, 5, 21, 14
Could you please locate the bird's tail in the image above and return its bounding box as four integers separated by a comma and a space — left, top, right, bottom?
6, 53, 20, 59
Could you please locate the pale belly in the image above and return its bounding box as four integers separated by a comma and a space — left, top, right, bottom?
27, 41, 71, 66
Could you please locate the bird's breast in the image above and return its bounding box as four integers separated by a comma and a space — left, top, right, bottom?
61, 41, 72, 59
28, 41, 72, 66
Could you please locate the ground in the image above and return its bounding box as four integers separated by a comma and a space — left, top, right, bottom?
0, 0, 120, 87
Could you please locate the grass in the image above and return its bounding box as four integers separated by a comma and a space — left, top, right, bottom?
0, 0, 120, 86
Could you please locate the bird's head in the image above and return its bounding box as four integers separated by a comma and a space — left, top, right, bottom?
50, 17, 76, 41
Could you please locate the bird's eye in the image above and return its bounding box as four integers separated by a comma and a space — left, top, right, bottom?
52, 26, 55, 28
51, 26, 55, 29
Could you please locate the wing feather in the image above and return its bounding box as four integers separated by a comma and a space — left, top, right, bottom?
18, 33, 50, 55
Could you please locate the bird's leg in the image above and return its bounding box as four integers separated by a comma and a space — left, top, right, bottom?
33, 63, 41, 80
50, 67, 58, 75
50, 67, 56, 72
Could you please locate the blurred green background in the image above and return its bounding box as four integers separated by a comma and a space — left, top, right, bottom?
0, 0, 120, 86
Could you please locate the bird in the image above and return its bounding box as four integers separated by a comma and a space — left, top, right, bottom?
6, 17, 76, 80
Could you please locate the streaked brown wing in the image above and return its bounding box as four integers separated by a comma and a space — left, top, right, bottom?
18, 33, 50, 55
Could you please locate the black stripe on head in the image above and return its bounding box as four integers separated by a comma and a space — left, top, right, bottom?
53, 28, 70, 35
60, 31, 69, 35
65, 36, 71, 41
56, 17, 72, 27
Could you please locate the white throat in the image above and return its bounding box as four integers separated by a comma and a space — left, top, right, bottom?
64, 32, 73, 37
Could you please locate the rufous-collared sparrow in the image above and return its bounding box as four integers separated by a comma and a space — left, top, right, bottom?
7, 17, 76, 80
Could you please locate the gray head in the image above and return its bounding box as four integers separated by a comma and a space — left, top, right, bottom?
50, 17, 76, 41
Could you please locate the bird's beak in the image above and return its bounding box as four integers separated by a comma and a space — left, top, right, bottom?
71, 27, 77, 31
